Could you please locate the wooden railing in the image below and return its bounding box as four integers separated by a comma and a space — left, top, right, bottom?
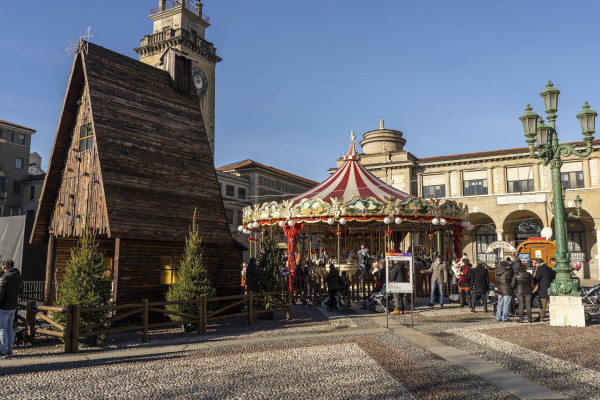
17, 291, 290, 353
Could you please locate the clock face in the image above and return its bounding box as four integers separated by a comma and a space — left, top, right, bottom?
191, 67, 207, 97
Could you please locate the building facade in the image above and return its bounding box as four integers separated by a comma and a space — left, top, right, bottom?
336, 120, 600, 280
135, 0, 220, 156
0, 119, 36, 217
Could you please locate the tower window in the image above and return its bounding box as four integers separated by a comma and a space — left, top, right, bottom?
79, 124, 94, 151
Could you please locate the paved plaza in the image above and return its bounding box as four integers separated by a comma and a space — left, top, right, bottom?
1, 300, 599, 399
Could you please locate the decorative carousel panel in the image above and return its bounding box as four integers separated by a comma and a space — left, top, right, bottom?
258, 201, 283, 220
344, 197, 384, 215
293, 198, 329, 217
243, 206, 253, 223
398, 198, 430, 215
439, 201, 461, 218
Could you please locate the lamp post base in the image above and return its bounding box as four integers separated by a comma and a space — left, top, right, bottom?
549, 296, 586, 327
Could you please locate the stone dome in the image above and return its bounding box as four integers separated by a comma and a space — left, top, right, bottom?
359, 119, 406, 154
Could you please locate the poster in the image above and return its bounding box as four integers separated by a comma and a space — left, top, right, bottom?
385, 252, 413, 293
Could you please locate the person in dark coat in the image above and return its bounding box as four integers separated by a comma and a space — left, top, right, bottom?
533, 258, 555, 321
494, 261, 513, 321
325, 264, 340, 312
0, 259, 23, 358
389, 261, 406, 315
470, 261, 489, 312
512, 263, 534, 323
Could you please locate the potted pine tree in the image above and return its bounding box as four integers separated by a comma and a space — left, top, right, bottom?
166, 210, 215, 331
54, 231, 112, 347
249, 231, 284, 320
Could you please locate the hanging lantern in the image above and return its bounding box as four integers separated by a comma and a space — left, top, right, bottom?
461, 221, 469, 228
383, 217, 391, 224
432, 218, 439, 225
339, 217, 347, 225
278, 220, 286, 228
395, 217, 402, 225
327, 218, 335, 225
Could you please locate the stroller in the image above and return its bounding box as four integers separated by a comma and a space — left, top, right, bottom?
368, 283, 388, 313
582, 282, 600, 321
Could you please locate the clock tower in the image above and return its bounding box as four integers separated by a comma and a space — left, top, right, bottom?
135, 0, 221, 156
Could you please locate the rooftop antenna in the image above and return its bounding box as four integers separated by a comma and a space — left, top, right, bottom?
66, 26, 93, 56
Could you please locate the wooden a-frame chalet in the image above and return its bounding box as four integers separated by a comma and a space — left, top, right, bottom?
31, 42, 242, 305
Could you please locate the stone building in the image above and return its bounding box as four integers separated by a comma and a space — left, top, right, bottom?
336, 120, 600, 280
0, 119, 36, 216
135, 0, 220, 156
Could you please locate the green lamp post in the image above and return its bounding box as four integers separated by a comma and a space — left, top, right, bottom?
519, 81, 597, 297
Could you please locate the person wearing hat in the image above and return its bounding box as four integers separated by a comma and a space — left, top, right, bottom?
0, 259, 22, 358
495, 260, 514, 322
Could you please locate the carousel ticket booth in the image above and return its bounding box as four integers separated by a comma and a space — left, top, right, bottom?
516, 238, 556, 268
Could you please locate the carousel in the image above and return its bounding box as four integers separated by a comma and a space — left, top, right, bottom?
240, 134, 472, 278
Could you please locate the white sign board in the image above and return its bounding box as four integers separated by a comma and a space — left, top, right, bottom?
385, 252, 413, 293
496, 194, 546, 205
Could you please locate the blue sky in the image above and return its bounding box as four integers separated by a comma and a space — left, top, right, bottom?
2, 1, 599, 182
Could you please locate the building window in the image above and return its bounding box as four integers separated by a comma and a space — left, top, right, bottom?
237, 187, 246, 199
475, 225, 497, 264
29, 185, 35, 200
160, 256, 182, 284
514, 220, 541, 247
13, 182, 22, 194
5, 132, 14, 143
423, 184, 445, 198
0, 177, 5, 192
9, 207, 21, 216
79, 123, 94, 152
103, 258, 114, 279
17, 134, 25, 145
507, 179, 534, 193
567, 220, 587, 261
15, 158, 23, 169
463, 179, 488, 196
225, 184, 235, 197
561, 171, 584, 189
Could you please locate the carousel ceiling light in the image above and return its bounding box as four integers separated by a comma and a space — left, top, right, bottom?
461, 220, 469, 228
395, 218, 402, 225
288, 220, 295, 227
339, 217, 347, 225
466, 223, 474, 231
278, 220, 286, 228
432, 218, 439, 225
439, 218, 447, 225
238, 225, 244, 232
253, 221, 260, 228
383, 217, 391, 224
327, 218, 335, 225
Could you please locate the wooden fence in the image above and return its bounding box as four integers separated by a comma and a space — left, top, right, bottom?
17, 291, 290, 353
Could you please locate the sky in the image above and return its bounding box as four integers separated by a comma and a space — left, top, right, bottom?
2, 0, 600, 183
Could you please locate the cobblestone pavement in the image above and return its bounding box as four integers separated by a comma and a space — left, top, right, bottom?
1, 300, 596, 399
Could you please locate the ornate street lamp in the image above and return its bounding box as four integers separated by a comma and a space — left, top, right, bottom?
519, 81, 597, 301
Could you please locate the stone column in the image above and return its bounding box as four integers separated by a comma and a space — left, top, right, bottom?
532, 162, 540, 191
417, 173, 423, 197
445, 172, 451, 197
487, 168, 494, 194
596, 227, 600, 281
582, 159, 591, 188
495, 229, 504, 241
158, 0, 166, 12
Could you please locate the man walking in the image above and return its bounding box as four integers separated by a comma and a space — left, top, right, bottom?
421, 255, 447, 308
389, 261, 407, 314
0, 259, 22, 358
495, 260, 513, 321
533, 257, 555, 321
471, 260, 489, 312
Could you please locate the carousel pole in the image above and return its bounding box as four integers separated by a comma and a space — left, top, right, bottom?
336, 223, 341, 266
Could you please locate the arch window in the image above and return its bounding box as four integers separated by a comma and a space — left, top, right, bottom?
476, 224, 497, 263
514, 220, 541, 247
567, 220, 587, 261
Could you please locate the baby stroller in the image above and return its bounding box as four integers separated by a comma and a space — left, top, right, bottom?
368, 283, 388, 313
582, 282, 600, 321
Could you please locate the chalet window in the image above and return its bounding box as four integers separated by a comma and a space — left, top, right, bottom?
13, 182, 22, 194
29, 185, 35, 200
160, 256, 182, 285
79, 123, 94, 152
17, 134, 25, 145
225, 185, 234, 197
423, 185, 445, 199
463, 179, 488, 196
15, 158, 23, 169
237, 187, 246, 199
561, 171, 584, 189
103, 258, 114, 279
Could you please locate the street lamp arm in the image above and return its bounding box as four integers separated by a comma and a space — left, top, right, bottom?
557, 142, 594, 159
527, 144, 552, 166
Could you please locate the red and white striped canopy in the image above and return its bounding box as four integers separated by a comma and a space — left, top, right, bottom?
291, 158, 411, 204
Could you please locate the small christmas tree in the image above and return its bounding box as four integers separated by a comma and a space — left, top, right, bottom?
166, 209, 215, 321
249, 230, 284, 309
54, 231, 112, 327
